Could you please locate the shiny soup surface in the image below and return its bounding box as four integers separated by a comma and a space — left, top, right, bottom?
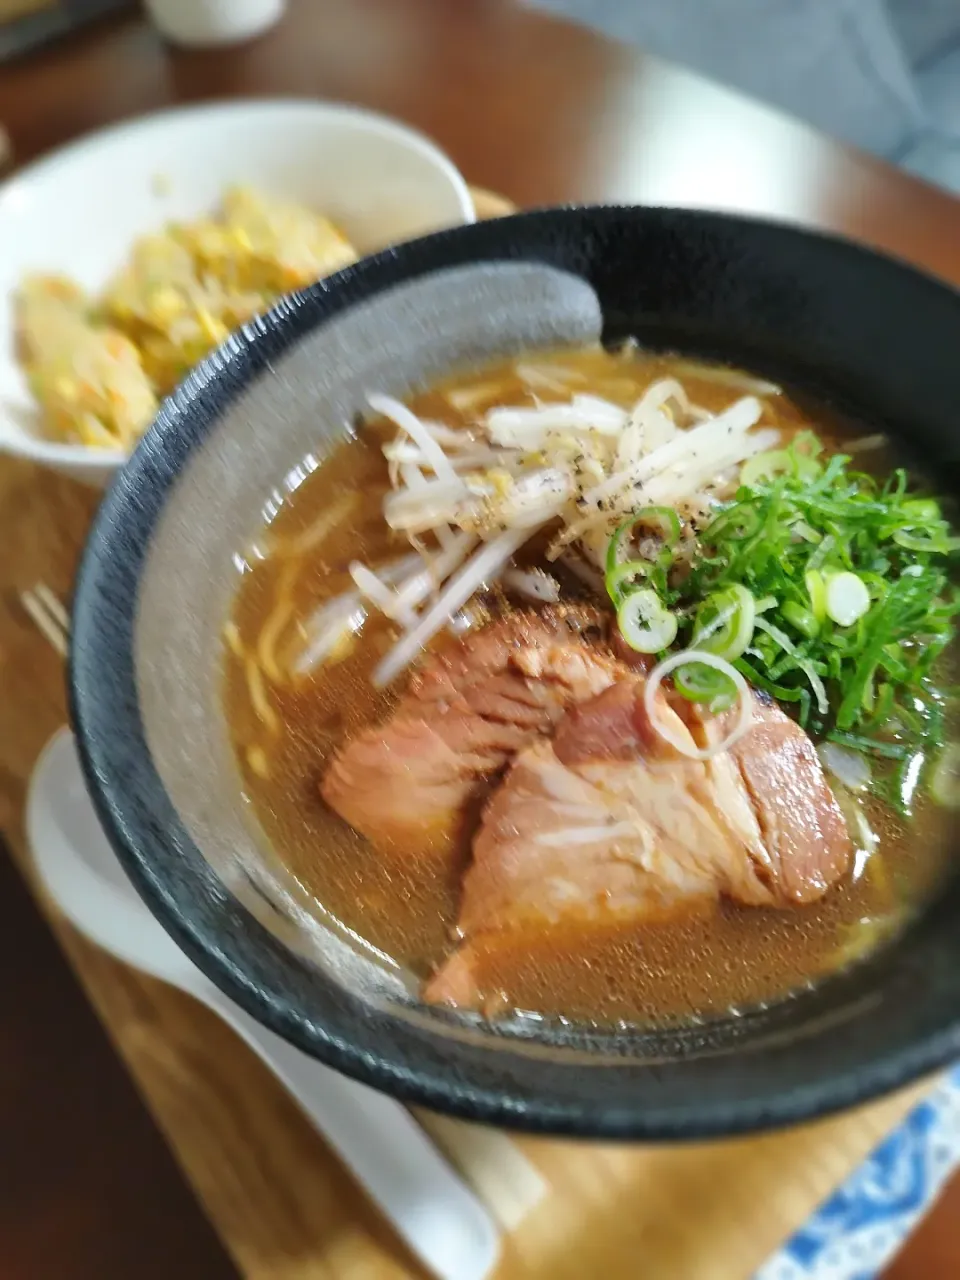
223, 347, 954, 1027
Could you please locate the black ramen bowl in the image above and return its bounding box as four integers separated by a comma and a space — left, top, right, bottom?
70, 206, 960, 1139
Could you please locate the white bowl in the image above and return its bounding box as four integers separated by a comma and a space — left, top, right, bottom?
0, 99, 475, 487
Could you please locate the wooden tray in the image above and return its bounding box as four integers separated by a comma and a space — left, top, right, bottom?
0, 193, 939, 1275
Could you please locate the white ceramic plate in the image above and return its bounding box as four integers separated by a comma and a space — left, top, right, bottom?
0, 99, 475, 486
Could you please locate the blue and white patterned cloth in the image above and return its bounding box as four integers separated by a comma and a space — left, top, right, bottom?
757, 1067, 960, 1280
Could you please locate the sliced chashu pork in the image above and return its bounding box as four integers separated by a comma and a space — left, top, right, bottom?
681, 695, 851, 905
426, 677, 851, 1008
321, 606, 634, 860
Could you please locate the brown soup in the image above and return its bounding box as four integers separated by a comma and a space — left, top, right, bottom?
223, 346, 955, 1027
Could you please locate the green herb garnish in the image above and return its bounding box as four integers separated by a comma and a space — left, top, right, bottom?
605, 432, 960, 792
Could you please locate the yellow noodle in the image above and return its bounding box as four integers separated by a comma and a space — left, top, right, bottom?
246, 745, 270, 778
244, 654, 280, 735
223, 618, 245, 657
256, 561, 299, 683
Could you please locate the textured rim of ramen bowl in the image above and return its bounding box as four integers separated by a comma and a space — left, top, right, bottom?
0, 97, 474, 487
70, 206, 960, 1139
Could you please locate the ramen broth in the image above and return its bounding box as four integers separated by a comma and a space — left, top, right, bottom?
223, 347, 955, 1026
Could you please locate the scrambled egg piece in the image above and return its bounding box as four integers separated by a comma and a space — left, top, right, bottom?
16, 276, 158, 449
196, 186, 358, 294
15, 186, 358, 449
101, 233, 266, 392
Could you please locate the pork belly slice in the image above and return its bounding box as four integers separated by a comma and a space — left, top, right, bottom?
680, 695, 851, 905
426, 679, 851, 1008
320, 606, 633, 860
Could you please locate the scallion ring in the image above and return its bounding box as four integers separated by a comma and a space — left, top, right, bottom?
691, 584, 756, 661
605, 558, 655, 604
605, 506, 681, 579
825, 572, 871, 627
616, 589, 678, 653
644, 651, 754, 761
741, 444, 821, 487
672, 662, 739, 711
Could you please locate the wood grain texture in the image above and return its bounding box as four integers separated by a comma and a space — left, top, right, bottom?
0, 844, 239, 1280
3, 2, 960, 1276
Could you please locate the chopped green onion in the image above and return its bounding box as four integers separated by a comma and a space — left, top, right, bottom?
825, 572, 871, 626
673, 662, 739, 711
701, 504, 761, 545
791, 519, 822, 544
901, 497, 940, 523
606, 506, 680, 577
617, 589, 677, 653
691, 585, 756, 661
644, 651, 754, 760
605, 558, 655, 603
740, 438, 821, 486
893, 529, 960, 554
805, 568, 827, 621
782, 600, 820, 639
740, 450, 788, 487
606, 431, 960, 772
754, 616, 830, 714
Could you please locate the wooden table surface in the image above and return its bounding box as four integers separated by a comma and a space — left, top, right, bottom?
3, 2, 960, 1277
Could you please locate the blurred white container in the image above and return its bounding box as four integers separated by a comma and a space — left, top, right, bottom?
144, 0, 286, 47
0, 99, 475, 487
